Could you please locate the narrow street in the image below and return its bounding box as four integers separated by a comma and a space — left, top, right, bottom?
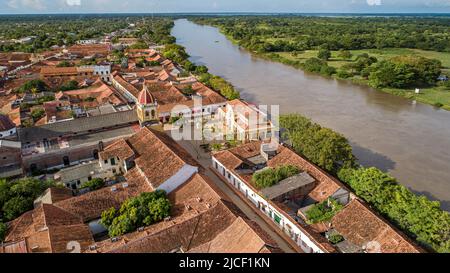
173, 134, 297, 253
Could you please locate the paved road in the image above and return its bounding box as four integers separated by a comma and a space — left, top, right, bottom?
174, 136, 296, 253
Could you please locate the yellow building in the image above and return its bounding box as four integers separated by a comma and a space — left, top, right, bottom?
136, 86, 158, 126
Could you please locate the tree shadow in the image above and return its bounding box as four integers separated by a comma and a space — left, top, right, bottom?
350, 141, 396, 172
410, 190, 450, 211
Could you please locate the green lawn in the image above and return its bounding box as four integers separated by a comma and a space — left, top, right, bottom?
277, 48, 450, 69
275, 48, 450, 110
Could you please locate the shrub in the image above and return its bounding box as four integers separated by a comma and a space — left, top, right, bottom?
305, 198, 344, 224
253, 165, 300, 189
336, 69, 352, 79
328, 233, 344, 244
211, 143, 223, 151
169, 116, 181, 124
31, 108, 45, 122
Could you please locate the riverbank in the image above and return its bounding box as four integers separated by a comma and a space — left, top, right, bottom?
274, 49, 450, 111
200, 21, 450, 111
172, 19, 450, 211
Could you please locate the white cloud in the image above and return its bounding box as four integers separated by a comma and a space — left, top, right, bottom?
367, 0, 382, 6
7, 0, 46, 10
66, 0, 81, 6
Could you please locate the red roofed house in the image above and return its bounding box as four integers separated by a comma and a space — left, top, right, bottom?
0, 114, 17, 139
212, 141, 423, 253
1, 204, 94, 253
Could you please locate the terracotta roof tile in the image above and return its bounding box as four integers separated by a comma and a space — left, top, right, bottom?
332, 199, 423, 253
4, 204, 94, 253
0, 114, 15, 131
54, 168, 152, 222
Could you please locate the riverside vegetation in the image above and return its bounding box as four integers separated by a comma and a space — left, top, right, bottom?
280, 114, 450, 253
192, 16, 450, 110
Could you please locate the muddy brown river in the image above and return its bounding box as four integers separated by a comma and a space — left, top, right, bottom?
172, 19, 450, 210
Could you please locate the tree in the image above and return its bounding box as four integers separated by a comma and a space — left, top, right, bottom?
31, 108, 45, 122
80, 178, 105, 191
338, 50, 352, 60
101, 190, 171, 237
195, 65, 208, 74
2, 196, 34, 221
0, 178, 57, 221
317, 49, 331, 61
56, 60, 73, 67
280, 114, 356, 173
0, 222, 6, 242
18, 80, 49, 93
302, 58, 336, 76
338, 167, 450, 253
253, 165, 300, 189
60, 80, 79, 91
368, 56, 441, 89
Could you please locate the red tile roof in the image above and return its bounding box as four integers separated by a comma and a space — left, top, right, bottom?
0, 114, 15, 131
4, 204, 94, 253
85, 174, 281, 253
331, 199, 424, 253
137, 86, 155, 105
54, 168, 152, 222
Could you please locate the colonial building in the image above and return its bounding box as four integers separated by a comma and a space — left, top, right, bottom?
18, 109, 140, 172
1, 127, 283, 253
40, 65, 112, 82
217, 99, 276, 142
135, 86, 158, 126
0, 114, 17, 139
0, 139, 23, 178
212, 141, 423, 253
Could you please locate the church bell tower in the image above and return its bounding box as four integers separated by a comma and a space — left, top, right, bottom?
136, 85, 158, 127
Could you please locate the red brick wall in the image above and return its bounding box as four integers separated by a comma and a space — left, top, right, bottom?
0, 147, 22, 167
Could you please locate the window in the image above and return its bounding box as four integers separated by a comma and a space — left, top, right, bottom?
104, 159, 108, 164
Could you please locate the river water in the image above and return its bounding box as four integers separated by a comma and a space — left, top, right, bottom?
172, 19, 450, 210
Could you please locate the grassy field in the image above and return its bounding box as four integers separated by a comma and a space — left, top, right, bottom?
275, 48, 450, 110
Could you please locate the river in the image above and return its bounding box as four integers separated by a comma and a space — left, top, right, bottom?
172, 19, 450, 210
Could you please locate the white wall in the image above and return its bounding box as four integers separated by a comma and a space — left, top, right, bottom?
212, 156, 326, 253
158, 164, 198, 194
0, 127, 17, 139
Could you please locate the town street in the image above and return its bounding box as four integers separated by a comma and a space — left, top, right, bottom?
171, 131, 297, 253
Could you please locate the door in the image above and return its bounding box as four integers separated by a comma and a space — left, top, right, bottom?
63, 156, 70, 167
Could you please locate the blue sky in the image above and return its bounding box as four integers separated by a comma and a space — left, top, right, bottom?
1, 0, 450, 14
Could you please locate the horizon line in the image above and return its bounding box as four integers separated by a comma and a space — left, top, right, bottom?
1, 12, 450, 16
